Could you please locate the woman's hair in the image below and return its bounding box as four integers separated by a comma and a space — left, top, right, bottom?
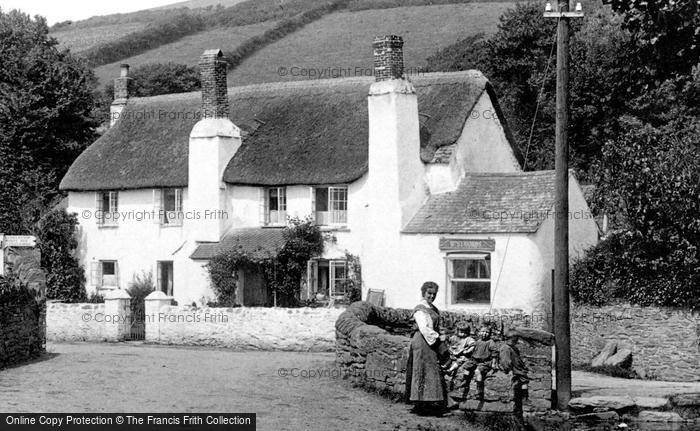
420, 281, 439, 296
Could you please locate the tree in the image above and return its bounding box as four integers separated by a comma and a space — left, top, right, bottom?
0, 9, 98, 234
102, 62, 201, 99
96, 62, 201, 125
604, 0, 700, 90
34, 209, 87, 302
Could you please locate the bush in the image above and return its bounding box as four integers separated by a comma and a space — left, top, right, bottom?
35, 209, 87, 302
572, 120, 700, 310
207, 216, 324, 307
126, 271, 155, 302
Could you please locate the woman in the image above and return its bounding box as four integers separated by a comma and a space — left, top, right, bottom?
405, 281, 448, 415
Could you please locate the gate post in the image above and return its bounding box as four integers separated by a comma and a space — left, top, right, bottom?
104, 289, 131, 341
144, 291, 173, 342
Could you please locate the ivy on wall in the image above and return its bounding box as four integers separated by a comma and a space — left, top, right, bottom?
207, 217, 323, 307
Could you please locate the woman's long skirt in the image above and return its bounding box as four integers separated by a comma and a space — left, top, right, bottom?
404, 331, 447, 403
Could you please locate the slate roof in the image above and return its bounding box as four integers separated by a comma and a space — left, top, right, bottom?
190, 227, 286, 260
403, 171, 557, 234
60, 71, 522, 191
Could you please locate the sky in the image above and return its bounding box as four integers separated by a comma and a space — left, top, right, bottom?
1, 0, 178, 25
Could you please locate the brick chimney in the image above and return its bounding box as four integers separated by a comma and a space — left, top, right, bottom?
373, 35, 404, 81
188, 49, 240, 243
198, 49, 229, 119
362, 35, 427, 302
110, 64, 132, 127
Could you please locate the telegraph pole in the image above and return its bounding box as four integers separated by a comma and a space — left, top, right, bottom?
544, 0, 583, 411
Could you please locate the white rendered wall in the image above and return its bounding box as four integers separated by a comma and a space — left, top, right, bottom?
364, 233, 546, 314
450, 91, 521, 184
68, 189, 217, 305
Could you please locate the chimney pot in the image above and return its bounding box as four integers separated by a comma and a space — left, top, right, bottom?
120, 64, 130, 77
199, 49, 230, 119
373, 35, 405, 81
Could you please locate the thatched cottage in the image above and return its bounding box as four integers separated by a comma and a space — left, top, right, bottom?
60, 36, 598, 312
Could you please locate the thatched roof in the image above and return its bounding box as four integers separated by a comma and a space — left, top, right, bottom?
60, 71, 521, 191
190, 227, 285, 260
403, 171, 557, 234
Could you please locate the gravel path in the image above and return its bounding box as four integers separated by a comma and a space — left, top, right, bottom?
0, 343, 492, 431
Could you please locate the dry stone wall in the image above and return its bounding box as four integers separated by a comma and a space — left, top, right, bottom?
335, 302, 553, 413
571, 304, 700, 381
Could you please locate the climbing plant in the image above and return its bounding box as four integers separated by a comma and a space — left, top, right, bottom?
207, 216, 323, 307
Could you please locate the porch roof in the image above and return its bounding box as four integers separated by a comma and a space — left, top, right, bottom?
190, 227, 286, 260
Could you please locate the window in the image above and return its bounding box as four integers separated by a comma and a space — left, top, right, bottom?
314, 186, 347, 225
95, 191, 118, 226
159, 188, 183, 226
306, 259, 348, 300
447, 255, 491, 304
265, 187, 287, 225
157, 261, 174, 296
330, 260, 348, 297
90, 260, 119, 288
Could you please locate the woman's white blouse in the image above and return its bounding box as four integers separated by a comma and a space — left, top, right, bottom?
414, 300, 439, 346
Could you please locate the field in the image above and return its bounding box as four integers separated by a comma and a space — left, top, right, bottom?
149, 0, 250, 10
93, 21, 278, 85
51, 23, 147, 53
228, 2, 514, 86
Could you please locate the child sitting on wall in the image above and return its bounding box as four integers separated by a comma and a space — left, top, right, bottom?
471, 325, 499, 401
444, 322, 477, 408
499, 328, 530, 415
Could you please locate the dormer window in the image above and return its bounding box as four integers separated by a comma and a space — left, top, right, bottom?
265, 187, 287, 226
313, 186, 347, 226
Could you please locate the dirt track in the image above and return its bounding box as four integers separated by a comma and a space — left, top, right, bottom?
0, 343, 494, 431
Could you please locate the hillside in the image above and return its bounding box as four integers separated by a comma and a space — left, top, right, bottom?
94, 3, 513, 87
230, 3, 514, 85
94, 21, 278, 84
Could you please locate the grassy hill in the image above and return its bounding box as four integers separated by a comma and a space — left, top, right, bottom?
94, 21, 278, 84
52, 23, 148, 53
229, 3, 514, 86
92, 2, 512, 87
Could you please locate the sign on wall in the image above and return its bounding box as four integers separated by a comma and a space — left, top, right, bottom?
439, 238, 495, 252
2, 235, 37, 248
0, 234, 38, 276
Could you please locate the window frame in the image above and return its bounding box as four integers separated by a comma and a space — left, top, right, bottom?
314, 185, 348, 226
96, 259, 119, 289
264, 187, 287, 226
329, 260, 348, 298
446, 253, 492, 306
160, 188, 183, 226
96, 191, 119, 226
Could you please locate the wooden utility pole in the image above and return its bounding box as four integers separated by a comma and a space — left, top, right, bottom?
544, 0, 583, 411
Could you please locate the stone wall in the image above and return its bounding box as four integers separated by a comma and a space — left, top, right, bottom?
0, 289, 45, 368
571, 304, 700, 381
335, 302, 553, 413
46, 301, 108, 342
147, 302, 344, 351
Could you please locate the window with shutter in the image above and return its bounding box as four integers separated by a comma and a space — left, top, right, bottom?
90, 261, 99, 286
